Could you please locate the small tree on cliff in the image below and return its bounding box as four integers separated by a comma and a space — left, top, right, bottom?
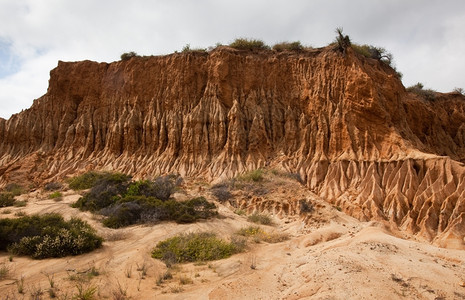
335, 27, 351, 53
120, 51, 138, 61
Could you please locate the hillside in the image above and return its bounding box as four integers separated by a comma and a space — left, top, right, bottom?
0, 45, 465, 248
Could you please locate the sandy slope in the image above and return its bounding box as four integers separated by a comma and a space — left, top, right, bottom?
0, 177, 464, 300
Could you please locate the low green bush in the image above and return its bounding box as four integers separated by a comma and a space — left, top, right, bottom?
120, 51, 138, 61
0, 214, 102, 259
4, 183, 26, 196
229, 38, 270, 51
49, 191, 63, 199
247, 213, 273, 225
68, 171, 120, 190
0, 193, 15, 207
238, 169, 264, 182
73, 173, 216, 228
406, 83, 437, 101
152, 232, 241, 264
101, 196, 217, 228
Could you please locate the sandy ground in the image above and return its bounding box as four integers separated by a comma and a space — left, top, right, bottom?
0, 176, 464, 300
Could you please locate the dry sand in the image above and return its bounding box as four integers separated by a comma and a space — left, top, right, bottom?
1, 177, 464, 299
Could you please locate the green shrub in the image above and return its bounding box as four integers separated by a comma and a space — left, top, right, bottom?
236, 226, 289, 243
406, 83, 437, 101
352, 43, 394, 66
229, 38, 270, 51
101, 196, 217, 228
210, 184, 233, 202
0, 214, 102, 259
238, 169, 264, 182
0, 193, 15, 207
73, 174, 211, 228
152, 232, 240, 264
272, 41, 303, 52
72, 172, 132, 211
4, 183, 26, 196
120, 51, 138, 61
68, 172, 107, 190
49, 191, 63, 199
334, 27, 351, 52
247, 213, 273, 225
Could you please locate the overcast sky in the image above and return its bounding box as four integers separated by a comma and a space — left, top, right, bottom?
0, 0, 464, 119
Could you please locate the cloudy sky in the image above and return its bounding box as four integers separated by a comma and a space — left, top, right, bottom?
0, 0, 464, 119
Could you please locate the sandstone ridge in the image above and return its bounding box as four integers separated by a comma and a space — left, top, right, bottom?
1, 46, 464, 247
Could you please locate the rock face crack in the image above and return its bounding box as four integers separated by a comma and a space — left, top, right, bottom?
1, 47, 464, 248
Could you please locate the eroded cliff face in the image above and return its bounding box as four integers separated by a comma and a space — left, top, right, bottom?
0, 46, 464, 247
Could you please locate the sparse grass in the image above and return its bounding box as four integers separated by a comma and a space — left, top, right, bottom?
238, 169, 264, 182
16, 276, 25, 294
136, 262, 148, 278
0, 262, 10, 279
4, 183, 26, 196
124, 265, 132, 278
169, 285, 184, 293
229, 38, 270, 51
247, 213, 273, 225
29, 284, 43, 300
152, 232, 242, 265
179, 275, 193, 285
112, 281, 129, 300
13, 200, 27, 207
44, 182, 63, 191
237, 226, 289, 244
14, 211, 26, 217
234, 209, 246, 216
43, 272, 55, 288
73, 283, 97, 300
156, 270, 173, 286
2, 208, 12, 214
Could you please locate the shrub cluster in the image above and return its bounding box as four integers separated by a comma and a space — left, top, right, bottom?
101, 196, 217, 228
0, 214, 102, 259
237, 225, 289, 243
272, 41, 303, 52
152, 232, 241, 264
229, 38, 270, 51
120, 51, 138, 61
238, 169, 264, 182
4, 183, 26, 196
406, 83, 437, 101
0, 192, 15, 207
68, 171, 122, 190
247, 213, 273, 225
73, 174, 217, 228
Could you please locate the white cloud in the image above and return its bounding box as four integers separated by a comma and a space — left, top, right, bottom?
0, 0, 464, 119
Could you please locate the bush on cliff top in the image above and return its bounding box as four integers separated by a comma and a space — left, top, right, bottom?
0, 213, 102, 259
229, 38, 270, 51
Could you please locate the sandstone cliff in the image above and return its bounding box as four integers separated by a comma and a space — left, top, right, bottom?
0, 46, 464, 248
